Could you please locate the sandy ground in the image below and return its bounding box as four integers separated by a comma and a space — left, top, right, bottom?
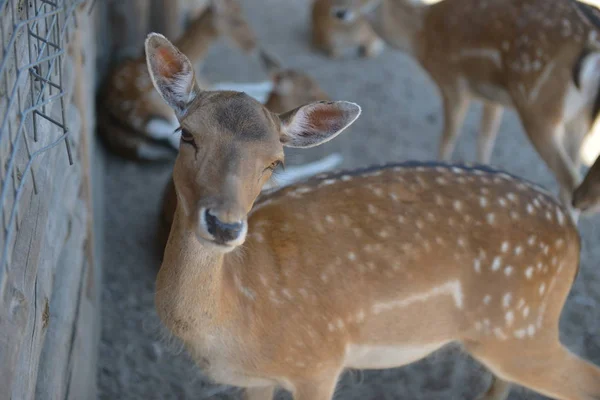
98, 1, 600, 398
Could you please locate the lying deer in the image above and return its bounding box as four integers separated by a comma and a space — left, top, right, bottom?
97, 0, 257, 161
311, 0, 384, 58
259, 50, 331, 114
146, 33, 600, 400
335, 0, 600, 207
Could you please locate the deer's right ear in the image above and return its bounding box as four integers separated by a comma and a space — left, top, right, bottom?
145, 33, 201, 116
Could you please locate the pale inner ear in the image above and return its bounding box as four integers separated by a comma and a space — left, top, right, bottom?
145, 34, 199, 115
155, 47, 183, 80
155, 47, 196, 110
280, 101, 361, 148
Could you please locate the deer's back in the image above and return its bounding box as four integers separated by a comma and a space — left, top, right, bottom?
243, 162, 578, 316
422, 0, 591, 89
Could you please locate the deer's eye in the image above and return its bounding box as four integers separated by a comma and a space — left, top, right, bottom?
180, 129, 196, 147
267, 160, 283, 171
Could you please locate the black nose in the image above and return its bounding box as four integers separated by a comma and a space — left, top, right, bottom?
204, 209, 244, 243
335, 9, 348, 20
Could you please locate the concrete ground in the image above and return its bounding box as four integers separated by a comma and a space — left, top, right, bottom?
98, 0, 600, 398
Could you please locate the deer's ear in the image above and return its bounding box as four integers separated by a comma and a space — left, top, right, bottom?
259, 49, 283, 77
278, 101, 361, 148
145, 33, 201, 116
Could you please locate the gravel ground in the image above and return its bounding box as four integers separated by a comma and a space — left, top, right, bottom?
98, 1, 600, 399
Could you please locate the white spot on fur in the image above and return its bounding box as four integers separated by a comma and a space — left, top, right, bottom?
539, 283, 546, 296
372, 280, 464, 314
483, 295, 492, 305
523, 306, 530, 318
487, 213, 496, 225
282, 288, 293, 300
514, 246, 523, 256
494, 327, 508, 340
480, 197, 488, 207
514, 329, 527, 339
504, 266, 514, 276
556, 208, 565, 226
348, 252, 357, 261
454, 200, 463, 211
502, 293, 512, 309
491, 257, 502, 271
525, 267, 534, 279
505, 311, 514, 326
501, 242, 509, 252
474, 259, 482, 273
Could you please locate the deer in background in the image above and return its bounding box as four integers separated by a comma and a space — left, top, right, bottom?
258, 50, 331, 114
311, 0, 384, 58
97, 0, 258, 161
146, 33, 600, 400
335, 0, 600, 209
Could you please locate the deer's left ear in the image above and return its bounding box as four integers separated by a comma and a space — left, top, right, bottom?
278, 101, 361, 148
145, 33, 201, 116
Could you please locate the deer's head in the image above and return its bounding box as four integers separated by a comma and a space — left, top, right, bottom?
209, 0, 257, 54
145, 33, 361, 252
259, 50, 330, 114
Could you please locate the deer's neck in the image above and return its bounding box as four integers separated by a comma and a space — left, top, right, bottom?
156, 207, 229, 336
382, 0, 427, 57
174, 8, 219, 64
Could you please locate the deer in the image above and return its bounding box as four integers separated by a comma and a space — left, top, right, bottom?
332, 0, 600, 209
311, 0, 384, 59
258, 49, 331, 114
146, 32, 600, 400
96, 0, 258, 161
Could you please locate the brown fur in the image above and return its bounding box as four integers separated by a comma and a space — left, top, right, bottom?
311, 0, 384, 58
346, 0, 600, 207
97, 0, 257, 161
148, 34, 600, 400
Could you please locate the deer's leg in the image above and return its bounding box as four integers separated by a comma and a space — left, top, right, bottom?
565, 115, 591, 174
243, 386, 275, 400
467, 340, 600, 400
477, 375, 511, 400
292, 375, 340, 400
477, 103, 504, 164
438, 87, 470, 162
520, 116, 580, 206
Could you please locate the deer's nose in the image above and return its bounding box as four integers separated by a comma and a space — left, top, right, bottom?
204, 209, 245, 244
335, 9, 348, 19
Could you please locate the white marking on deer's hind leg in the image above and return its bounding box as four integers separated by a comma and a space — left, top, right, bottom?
371, 280, 464, 314
456, 48, 502, 68
529, 61, 555, 103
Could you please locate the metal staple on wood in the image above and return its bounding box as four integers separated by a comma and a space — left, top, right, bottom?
0, 0, 85, 273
